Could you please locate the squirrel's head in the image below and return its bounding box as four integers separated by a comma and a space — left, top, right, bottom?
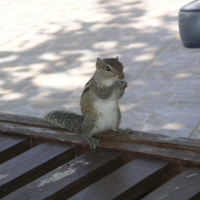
96, 57, 124, 80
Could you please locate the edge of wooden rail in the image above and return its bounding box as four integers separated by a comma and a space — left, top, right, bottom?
1, 112, 200, 167
0, 112, 199, 152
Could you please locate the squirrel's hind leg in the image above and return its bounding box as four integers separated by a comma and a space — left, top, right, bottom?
82, 113, 100, 150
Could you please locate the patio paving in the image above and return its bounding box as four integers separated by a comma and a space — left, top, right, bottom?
0, 0, 200, 138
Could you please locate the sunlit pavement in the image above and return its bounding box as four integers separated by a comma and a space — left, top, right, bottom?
0, 0, 200, 138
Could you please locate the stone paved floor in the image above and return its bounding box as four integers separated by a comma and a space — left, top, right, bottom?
0, 0, 200, 138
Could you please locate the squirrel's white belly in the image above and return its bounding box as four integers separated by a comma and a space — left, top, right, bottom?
93, 98, 119, 133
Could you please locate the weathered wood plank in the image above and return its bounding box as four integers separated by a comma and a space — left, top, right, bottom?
98, 130, 200, 153
0, 112, 62, 130
0, 135, 30, 164
99, 139, 200, 167
68, 157, 170, 200
0, 122, 85, 146
142, 167, 200, 200
1, 112, 200, 153
0, 135, 25, 152
2, 151, 122, 200
1, 122, 200, 167
0, 142, 75, 198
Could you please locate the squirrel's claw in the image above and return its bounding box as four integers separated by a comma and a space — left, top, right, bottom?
113, 128, 133, 134
122, 128, 133, 134
84, 136, 100, 150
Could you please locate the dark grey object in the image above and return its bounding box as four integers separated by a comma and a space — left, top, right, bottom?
179, 0, 200, 48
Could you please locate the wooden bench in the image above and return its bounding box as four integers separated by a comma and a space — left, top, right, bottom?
1, 112, 200, 199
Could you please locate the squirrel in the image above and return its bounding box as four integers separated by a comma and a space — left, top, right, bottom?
44, 57, 132, 150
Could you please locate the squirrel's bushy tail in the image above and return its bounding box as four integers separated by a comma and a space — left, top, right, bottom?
43, 110, 83, 133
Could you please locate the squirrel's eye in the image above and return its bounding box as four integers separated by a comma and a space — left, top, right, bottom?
106, 66, 111, 71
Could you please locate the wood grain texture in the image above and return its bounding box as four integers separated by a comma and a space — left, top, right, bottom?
99, 139, 200, 167
2, 151, 122, 200
0, 121, 85, 146
98, 130, 200, 153
68, 157, 171, 200
142, 167, 200, 200
0, 112, 62, 130
1, 112, 200, 153
1, 112, 200, 199
1, 121, 200, 167
0, 135, 29, 164
0, 142, 74, 198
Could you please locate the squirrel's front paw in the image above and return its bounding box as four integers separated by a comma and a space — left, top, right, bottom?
118, 81, 127, 89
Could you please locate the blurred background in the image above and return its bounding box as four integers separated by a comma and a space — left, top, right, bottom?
0, 0, 200, 138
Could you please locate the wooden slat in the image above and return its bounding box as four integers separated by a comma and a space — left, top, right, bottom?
99, 139, 200, 167
68, 157, 171, 200
1, 112, 200, 153
0, 112, 67, 131
98, 130, 200, 153
0, 135, 30, 164
0, 142, 74, 198
1, 122, 200, 167
142, 167, 200, 200
0, 122, 85, 145
2, 151, 122, 200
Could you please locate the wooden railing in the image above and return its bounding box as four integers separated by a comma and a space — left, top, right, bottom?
0, 112, 200, 199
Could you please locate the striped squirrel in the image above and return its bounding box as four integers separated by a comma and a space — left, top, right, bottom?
44, 57, 132, 150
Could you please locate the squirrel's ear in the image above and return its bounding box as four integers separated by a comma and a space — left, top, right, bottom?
96, 57, 103, 69
116, 56, 119, 61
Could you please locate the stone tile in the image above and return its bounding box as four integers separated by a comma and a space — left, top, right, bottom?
0, 0, 199, 139
120, 109, 150, 131
142, 114, 197, 138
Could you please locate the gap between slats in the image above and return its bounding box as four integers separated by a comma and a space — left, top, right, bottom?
0, 135, 41, 164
